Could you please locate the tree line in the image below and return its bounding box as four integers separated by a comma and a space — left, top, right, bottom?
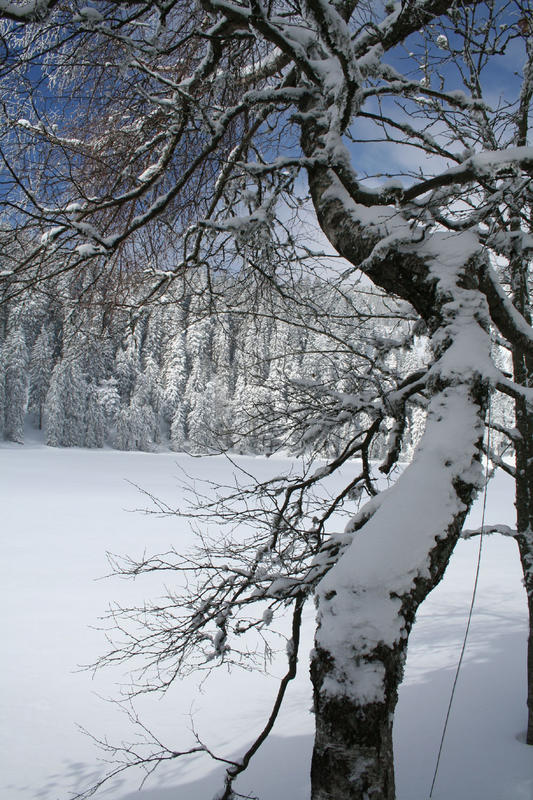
0, 270, 430, 458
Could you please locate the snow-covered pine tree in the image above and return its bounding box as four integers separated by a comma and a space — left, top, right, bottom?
141, 354, 163, 444
44, 356, 88, 447
28, 325, 54, 430
98, 377, 120, 438
0, 341, 5, 440
113, 405, 135, 451
230, 306, 275, 452
115, 366, 158, 452
161, 330, 189, 445
169, 401, 187, 451
84, 383, 105, 448
114, 335, 141, 407
129, 387, 157, 451
4, 323, 28, 443
183, 317, 215, 451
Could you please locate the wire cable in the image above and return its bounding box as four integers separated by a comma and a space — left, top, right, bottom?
428, 397, 492, 799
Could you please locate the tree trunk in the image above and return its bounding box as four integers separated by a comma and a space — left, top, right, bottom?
512, 341, 533, 744
509, 42, 533, 743
310, 640, 402, 800
309, 377, 487, 800
302, 118, 492, 796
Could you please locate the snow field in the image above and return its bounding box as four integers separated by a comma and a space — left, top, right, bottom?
0, 440, 531, 800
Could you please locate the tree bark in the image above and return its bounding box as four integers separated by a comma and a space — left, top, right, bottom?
310, 640, 401, 800
511, 265, 533, 744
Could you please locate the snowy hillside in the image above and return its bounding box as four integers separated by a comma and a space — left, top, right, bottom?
1, 440, 531, 800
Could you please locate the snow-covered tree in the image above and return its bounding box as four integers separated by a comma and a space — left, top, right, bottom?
169, 400, 187, 451
128, 367, 159, 450
0, 341, 5, 440
2, 3, 533, 799
3, 324, 28, 443
28, 325, 54, 429
141, 354, 163, 444
113, 406, 136, 451
98, 377, 120, 429
84, 384, 105, 448
161, 331, 188, 427
44, 357, 88, 448
183, 317, 215, 449
114, 336, 141, 407
159, 327, 189, 448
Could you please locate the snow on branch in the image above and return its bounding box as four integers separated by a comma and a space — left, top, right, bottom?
402, 147, 533, 203
0, 0, 57, 22
461, 524, 517, 539
480, 263, 533, 358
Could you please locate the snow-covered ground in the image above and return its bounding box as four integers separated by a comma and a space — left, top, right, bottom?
1, 437, 531, 800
